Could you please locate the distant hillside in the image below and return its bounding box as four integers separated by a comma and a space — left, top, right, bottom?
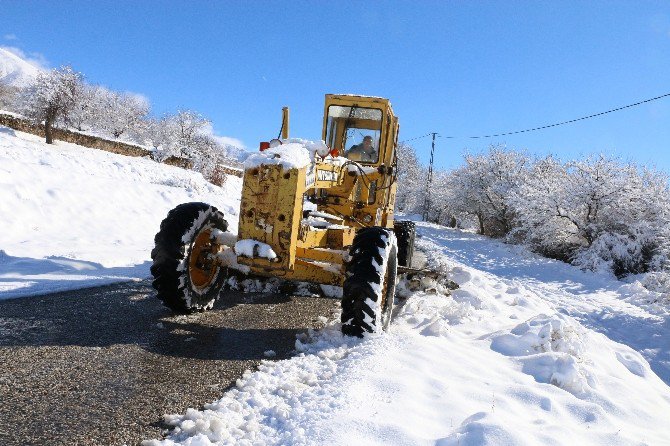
0, 47, 41, 88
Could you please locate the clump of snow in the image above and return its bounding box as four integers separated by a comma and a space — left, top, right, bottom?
301, 217, 347, 230
234, 239, 277, 260
214, 247, 250, 274
395, 291, 474, 329
243, 138, 348, 171
492, 314, 586, 357
491, 314, 595, 396
0, 110, 27, 119
346, 163, 378, 174
225, 276, 282, 294
281, 138, 329, 158
618, 274, 670, 317
244, 141, 313, 170
319, 284, 342, 298
209, 228, 237, 247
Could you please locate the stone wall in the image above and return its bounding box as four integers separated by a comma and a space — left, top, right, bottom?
0, 113, 244, 178
0, 112, 244, 178
0, 113, 152, 158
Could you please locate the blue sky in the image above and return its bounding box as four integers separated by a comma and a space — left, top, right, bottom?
2, 1, 669, 171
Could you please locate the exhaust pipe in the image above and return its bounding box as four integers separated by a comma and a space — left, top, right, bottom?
281, 106, 289, 139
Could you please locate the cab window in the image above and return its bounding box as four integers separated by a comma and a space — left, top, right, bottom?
325, 106, 383, 164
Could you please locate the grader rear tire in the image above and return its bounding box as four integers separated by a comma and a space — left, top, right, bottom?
341, 227, 398, 337
393, 220, 416, 267
150, 202, 228, 313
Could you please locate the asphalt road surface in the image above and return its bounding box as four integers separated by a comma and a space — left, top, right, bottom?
0, 280, 339, 445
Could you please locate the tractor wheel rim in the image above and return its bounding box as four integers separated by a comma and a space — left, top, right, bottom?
188, 227, 219, 292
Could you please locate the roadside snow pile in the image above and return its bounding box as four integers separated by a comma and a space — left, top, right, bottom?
145, 223, 670, 446
619, 274, 670, 316
0, 127, 242, 299
491, 314, 595, 396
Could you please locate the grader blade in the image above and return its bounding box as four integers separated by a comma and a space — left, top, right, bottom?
397, 263, 458, 295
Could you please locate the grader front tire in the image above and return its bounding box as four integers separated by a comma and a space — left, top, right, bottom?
341, 227, 398, 337
150, 202, 228, 313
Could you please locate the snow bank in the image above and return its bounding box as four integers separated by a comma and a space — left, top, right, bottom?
0, 127, 242, 299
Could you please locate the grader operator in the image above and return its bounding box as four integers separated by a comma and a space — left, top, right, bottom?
150, 94, 417, 337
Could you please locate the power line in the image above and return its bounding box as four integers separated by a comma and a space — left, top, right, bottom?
400, 132, 434, 143
399, 91, 670, 143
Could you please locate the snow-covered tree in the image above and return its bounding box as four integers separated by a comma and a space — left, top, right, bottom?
146, 110, 229, 180
508, 155, 580, 260
20, 65, 84, 144
427, 170, 460, 227
570, 161, 670, 276
151, 110, 210, 158
512, 154, 670, 276
65, 83, 105, 132
0, 82, 20, 112
99, 91, 149, 139
65, 85, 149, 140
448, 146, 528, 236
395, 143, 427, 216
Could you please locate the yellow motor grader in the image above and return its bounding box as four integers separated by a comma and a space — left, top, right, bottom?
151, 94, 418, 337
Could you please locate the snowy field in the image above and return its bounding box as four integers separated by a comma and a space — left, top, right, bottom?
0, 125, 241, 298
2, 124, 669, 445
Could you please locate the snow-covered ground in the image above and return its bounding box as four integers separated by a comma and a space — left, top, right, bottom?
143, 223, 670, 446
2, 124, 669, 444
0, 125, 241, 299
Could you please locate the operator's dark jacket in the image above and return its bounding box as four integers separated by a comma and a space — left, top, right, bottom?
346, 144, 377, 162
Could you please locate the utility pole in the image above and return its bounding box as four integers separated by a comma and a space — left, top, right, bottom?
422, 132, 438, 222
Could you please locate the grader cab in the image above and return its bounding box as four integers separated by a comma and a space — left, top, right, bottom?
150, 94, 418, 337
